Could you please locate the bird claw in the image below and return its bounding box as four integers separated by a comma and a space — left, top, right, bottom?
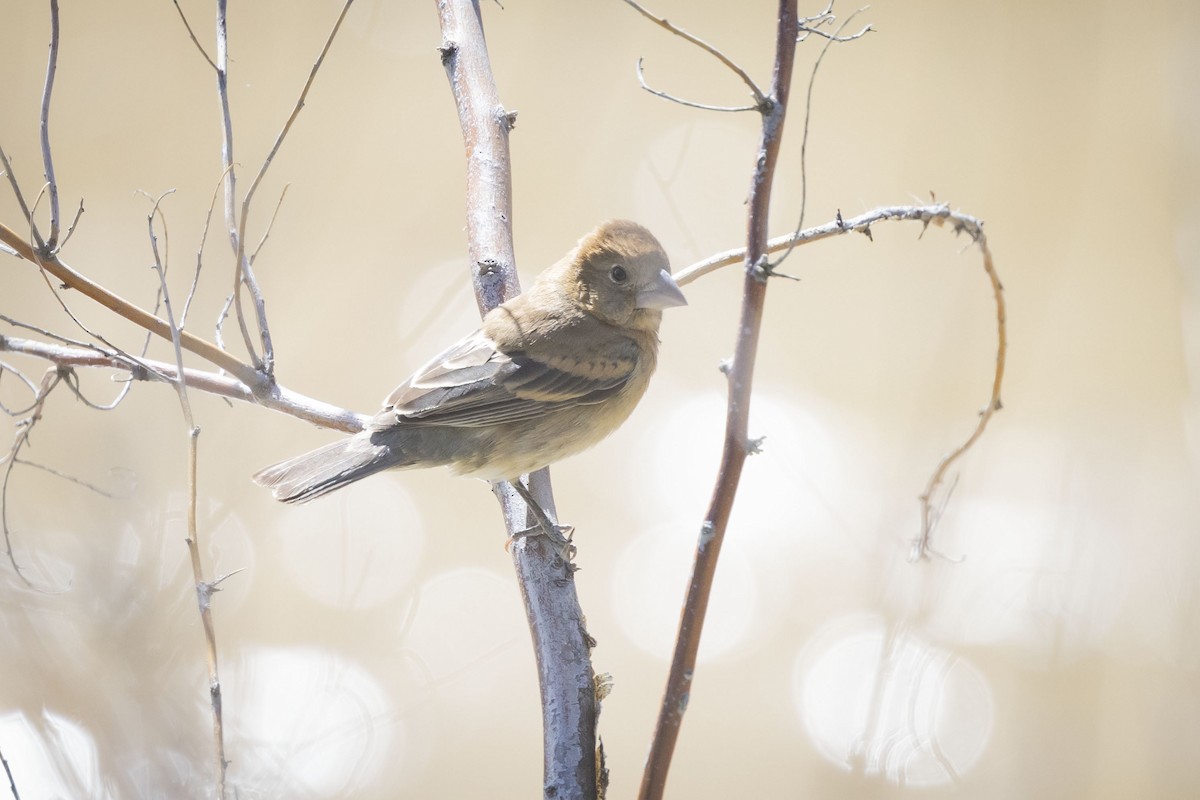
506, 522, 576, 563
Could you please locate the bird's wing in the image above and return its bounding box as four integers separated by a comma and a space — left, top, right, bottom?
381, 328, 639, 428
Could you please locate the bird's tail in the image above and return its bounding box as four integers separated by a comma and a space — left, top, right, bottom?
252, 435, 394, 504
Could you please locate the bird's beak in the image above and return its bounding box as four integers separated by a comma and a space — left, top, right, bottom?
635, 269, 688, 310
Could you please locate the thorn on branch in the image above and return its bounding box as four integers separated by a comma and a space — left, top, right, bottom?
438, 41, 458, 65
717, 357, 732, 375
498, 107, 518, 130
746, 436, 765, 455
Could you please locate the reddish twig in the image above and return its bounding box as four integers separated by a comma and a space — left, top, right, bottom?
639, 3, 801, 798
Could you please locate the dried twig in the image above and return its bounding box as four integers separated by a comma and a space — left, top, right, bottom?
1, 366, 63, 584
170, 0, 218, 71
0, 146, 37, 241
146, 192, 229, 800
0, 335, 368, 433
621, 0, 767, 109
39, 0, 62, 252
0, 220, 259, 385
671, 202, 1006, 561
775, 4, 870, 266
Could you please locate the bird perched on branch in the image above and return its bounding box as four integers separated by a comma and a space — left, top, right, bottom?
253, 219, 686, 505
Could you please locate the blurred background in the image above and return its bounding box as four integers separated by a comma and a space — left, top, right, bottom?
2, 0, 1198, 797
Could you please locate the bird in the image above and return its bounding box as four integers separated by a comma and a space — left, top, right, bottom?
253, 219, 686, 507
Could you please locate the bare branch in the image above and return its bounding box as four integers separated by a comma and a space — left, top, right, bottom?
171, 0, 218, 71
0, 145, 40, 245
911, 215, 1003, 561
669, 202, 1007, 561
249, 185, 289, 265
635, 58, 759, 113
39, 0, 62, 252
57, 197, 85, 250
437, 2, 595, 797
13, 458, 116, 498
0, 335, 369, 433
146, 190, 229, 800
776, 4, 870, 267
621, 0, 768, 108
0, 220, 259, 385
641, 4, 801, 797
1, 366, 63, 584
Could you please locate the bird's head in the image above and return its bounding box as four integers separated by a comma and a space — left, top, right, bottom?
568, 219, 686, 331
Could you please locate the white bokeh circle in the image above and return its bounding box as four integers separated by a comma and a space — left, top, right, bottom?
793, 613, 993, 786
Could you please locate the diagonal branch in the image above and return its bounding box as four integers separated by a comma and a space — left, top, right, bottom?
0, 220, 259, 386
621, 0, 767, 108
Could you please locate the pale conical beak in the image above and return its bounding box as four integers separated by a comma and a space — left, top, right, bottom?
635, 269, 688, 310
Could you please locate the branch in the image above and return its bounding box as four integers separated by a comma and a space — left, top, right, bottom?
232, 0, 357, 375
39, 0, 62, 252
436, 2, 597, 798
0, 335, 368, 433
640, 3, 801, 798
621, 0, 767, 109
146, 193, 228, 799
0, 220, 259, 386
671, 202, 1006, 561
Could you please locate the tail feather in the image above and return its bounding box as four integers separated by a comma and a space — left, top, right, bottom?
253, 435, 394, 504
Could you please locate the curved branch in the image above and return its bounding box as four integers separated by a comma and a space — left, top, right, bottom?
670, 203, 1006, 561
621, 0, 767, 108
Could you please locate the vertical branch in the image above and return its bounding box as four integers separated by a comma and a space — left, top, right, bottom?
213, 0, 262, 372
39, 0, 62, 252
639, 3, 800, 798
435, 2, 597, 798
146, 196, 228, 800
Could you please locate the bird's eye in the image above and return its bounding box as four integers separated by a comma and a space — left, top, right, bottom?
609, 265, 628, 283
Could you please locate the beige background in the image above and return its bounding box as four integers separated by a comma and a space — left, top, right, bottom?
2, 0, 1198, 798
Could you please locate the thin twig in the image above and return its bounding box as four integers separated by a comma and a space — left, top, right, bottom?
640, 3, 801, 798
0, 146, 39, 245
621, 0, 767, 108
232, 0, 356, 377
171, 0, 218, 71
669, 202, 1006, 559
635, 57, 759, 113
184, 166, 235, 330
249, 185, 289, 264
1, 367, 62, 585
57, 197, 84, 251
1, 334, 369, 432
14, 457, 115, 498
911, 216, 1003, 561
39, 0, 62, 252
774, 4, 871, 268
0, 220, 259, 385
146, 191, 228, 800
211, 0, 261, 372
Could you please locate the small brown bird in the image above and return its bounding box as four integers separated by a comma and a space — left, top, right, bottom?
253, 220, 686, 504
